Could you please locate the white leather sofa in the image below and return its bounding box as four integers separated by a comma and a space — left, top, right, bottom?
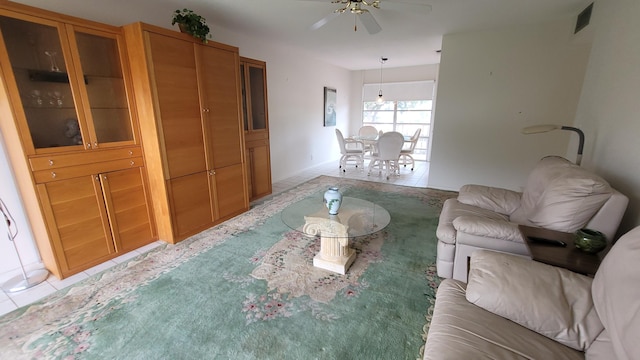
423, 225, 640, 360
436, 156, 628, 281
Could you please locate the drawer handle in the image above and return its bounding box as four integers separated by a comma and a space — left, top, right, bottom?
86, 143, 91, 149
48, 159, 54, 166
51, 172, 56, 178
94, 142, 98, 149
130, 160, 135, 166
129, 150, 133, 156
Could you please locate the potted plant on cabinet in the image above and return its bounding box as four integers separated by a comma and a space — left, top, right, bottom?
172, 8, 210, 43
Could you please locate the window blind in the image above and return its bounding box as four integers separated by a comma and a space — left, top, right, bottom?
362, 80, 434, 102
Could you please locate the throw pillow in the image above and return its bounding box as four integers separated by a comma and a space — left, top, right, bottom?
465, 250, 603, 351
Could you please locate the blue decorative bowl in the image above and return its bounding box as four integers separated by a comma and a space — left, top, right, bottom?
574, 228, 607, 253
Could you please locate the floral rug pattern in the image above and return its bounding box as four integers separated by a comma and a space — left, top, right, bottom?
251, 230, 385, 304
0, 176, 455, 359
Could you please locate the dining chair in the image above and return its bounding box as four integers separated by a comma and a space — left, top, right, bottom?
398, 128, 421, 171
358, 125, 378, 138
358, 125, 379, 157
368, 131, 404, 179
335, 129, 364, 172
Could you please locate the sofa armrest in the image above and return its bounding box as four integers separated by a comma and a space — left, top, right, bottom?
465, 250, 604, 351
452, 215, 523, 242
457, 184, 522, 215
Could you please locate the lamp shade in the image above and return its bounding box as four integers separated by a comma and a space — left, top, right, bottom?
521, 124, 560, 134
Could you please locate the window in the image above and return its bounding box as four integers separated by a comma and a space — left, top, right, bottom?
362, 81, 434, 161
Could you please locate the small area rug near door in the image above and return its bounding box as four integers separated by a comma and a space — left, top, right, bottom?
0, 176, 454, 360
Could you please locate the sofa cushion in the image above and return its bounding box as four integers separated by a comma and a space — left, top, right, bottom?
592, 226, 640, 360
457, 184, 522, 215
465, 250, 603, 351
585, 329, 615, 360
436, 198, 508, 245
511, 156, 612, 233
423, 279, 584, 360
452, 216, 523, 242
516, 156, 573, 215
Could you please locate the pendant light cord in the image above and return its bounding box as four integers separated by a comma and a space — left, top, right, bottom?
378, 57, 387, 101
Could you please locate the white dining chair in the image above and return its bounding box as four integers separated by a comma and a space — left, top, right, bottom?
368, 131, 404, 179
335, 129, 364, 172
398, 128, 421, 171
358, 125, 379, 157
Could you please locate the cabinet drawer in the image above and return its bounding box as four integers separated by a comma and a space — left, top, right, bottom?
29, 147, 143, 171
33, 157, 143, 183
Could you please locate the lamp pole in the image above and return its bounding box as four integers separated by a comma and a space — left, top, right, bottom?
560, 126, 584, 166
521, 124, 585, 166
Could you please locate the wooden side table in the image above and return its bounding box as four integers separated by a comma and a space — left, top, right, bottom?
518, 225, 608, 276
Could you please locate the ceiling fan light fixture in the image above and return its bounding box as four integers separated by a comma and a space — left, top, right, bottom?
311, 0, 382, 34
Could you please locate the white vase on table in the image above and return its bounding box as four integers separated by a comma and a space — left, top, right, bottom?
323, 187, 343, 215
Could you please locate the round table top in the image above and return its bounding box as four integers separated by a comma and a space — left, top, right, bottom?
281, 195, 390, 238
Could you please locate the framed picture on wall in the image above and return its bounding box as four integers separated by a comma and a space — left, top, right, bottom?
323, 87, 337, 127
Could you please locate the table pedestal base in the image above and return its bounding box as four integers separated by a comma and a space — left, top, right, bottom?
304, 216, 356, 274
313, 248, 356, 275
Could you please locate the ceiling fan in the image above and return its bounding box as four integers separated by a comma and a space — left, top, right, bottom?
308, 0, 431, 35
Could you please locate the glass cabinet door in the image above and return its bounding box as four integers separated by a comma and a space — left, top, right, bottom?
0, 13, 136, 153
240, 59, 268, 133
0, 15, 83, 150
72, 29, 133, 146
248, 64, 266, 131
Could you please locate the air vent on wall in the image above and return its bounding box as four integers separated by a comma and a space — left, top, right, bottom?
574, 2, 593, 34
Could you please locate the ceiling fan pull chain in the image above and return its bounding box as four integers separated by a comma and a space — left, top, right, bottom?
354, 14, 357, 32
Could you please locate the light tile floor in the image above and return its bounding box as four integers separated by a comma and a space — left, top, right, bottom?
270, 159, 429, 196
0, 241, 164, 316
0, 159, 429, 316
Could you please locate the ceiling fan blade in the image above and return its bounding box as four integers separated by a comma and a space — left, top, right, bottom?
386, 0, 432, 9
359, 11, 382, 34
310, 11, 341, 30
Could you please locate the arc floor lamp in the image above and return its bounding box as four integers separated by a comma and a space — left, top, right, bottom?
522, 124, 585, 165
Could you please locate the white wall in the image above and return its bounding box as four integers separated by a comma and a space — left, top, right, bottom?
572, 0, 640, 235
429, 19, 591, 191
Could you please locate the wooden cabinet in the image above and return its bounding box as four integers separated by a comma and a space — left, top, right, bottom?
124, 22, 248, 244
0, 3, 156, 279
240, 57, 272, 201
37, 165, 154, 276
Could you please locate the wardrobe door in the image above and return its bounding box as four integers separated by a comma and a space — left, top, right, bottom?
147, 32, 205, 179
37, 175, 115, 276
197, 45, 243, 169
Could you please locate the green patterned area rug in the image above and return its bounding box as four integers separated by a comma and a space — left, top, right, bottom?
0, 176, 454, 360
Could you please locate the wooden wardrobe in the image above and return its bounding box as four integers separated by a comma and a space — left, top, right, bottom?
124, 22, 249, 244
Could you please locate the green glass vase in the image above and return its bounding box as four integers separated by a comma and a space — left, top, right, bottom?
574, 228, 607, 253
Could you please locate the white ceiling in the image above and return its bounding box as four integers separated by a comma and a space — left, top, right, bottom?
13, 0, 591, 71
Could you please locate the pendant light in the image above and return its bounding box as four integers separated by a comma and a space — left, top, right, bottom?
377, 57, 388, 103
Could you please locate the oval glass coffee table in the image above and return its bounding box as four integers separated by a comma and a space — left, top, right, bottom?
281, 195, 391, 274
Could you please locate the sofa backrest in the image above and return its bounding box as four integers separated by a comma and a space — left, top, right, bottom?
510, 156, 618, 238
590, 226, 640, 360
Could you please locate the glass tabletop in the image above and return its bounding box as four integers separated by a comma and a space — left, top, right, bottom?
281, 195, 390, 238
